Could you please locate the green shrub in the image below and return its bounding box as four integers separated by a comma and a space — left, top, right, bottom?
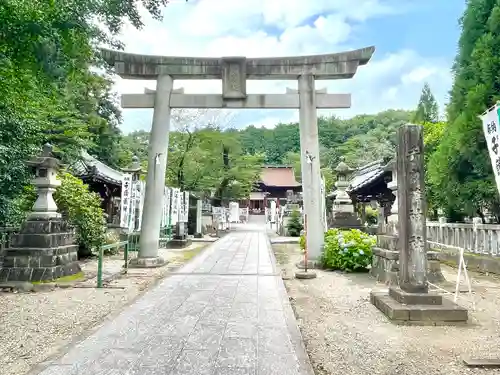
103, 231, 121, 255
322, 228, 375, 272
299, 234, 306, 251
365, 206, 378, 225
54, 172, 106, 258
286, 210, 303, 237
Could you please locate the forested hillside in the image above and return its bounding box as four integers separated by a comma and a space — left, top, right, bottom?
117, 109, 414, 195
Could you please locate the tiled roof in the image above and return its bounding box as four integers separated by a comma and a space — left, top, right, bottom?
260, 166, 301, 187
347, 159, 386, 193
71, 151, 123, 186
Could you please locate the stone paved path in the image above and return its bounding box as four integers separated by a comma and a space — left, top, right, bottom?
34, 228, 314, 375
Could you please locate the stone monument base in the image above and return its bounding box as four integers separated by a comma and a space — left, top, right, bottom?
330, 211, 364, 230
296, 258, 323, 270
128, 256, 166, 268
167, 237, 192, 249
0, 218, 81, 283
371, 286, 468, 325
371, 234, 445, 285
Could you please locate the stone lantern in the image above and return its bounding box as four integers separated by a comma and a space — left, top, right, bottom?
122, 155, 141, 181
333, 157, 355, 212
331, 157, 363, 229
27, 143, 62, 219
0, 144, 81, 282
384, 160, 398, 225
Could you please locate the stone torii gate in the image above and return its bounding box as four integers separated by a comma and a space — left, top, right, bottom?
102, 47, 375, 267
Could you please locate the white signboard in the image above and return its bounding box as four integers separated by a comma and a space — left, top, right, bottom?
229, 202, 239, 223
165, 187, 171, 226
320, 175, 327, 232
128, 179, 139, 232
120, 174, 133, 228
137, 180, 145, 230
171, 188, 180, 226
481, 104, 500, 195
180, 191, 189, 222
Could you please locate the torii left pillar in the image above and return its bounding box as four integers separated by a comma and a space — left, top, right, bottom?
131, 75, 173, 267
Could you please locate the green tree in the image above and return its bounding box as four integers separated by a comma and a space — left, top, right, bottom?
413, 82, 439, 123
0, 0, 178, 224
286, 210, 303, 237
428, 0, 500, 220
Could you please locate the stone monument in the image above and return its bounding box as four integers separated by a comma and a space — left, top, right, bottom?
371, 125, 468, 325
194, 198, 203, 238
330, 158, 363, 230
0, 144, 81, 282
371, 159, 445, 285
101, 46, 375, 266
168, 191, 192, 249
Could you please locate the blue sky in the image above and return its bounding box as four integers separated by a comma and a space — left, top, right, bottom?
115, 0, 466, 133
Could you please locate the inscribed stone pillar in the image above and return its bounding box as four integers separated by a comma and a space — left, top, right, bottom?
298, 74, 324, 262
371, 124, 467, 325
195, 199, 202, 237
396, 124, 428, 293
136, 74, 173, 267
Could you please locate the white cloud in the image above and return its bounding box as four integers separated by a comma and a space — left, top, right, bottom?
112, 0, 452, 133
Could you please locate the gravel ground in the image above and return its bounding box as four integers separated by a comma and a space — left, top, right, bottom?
273, 243, 500, 375
0, 244, 206, 375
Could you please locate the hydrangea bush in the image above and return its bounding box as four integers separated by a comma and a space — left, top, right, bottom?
322, 228, 376, 272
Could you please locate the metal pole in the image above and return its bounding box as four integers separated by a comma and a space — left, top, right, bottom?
123, 242, 129, 274
97, 247, 103, 288
304, 213, 308, 273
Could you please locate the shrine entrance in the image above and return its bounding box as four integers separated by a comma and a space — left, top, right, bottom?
102, 47, 375, 266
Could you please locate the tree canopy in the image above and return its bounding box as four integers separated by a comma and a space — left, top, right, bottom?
427, 0, 500, 220
0, 0, 176, 225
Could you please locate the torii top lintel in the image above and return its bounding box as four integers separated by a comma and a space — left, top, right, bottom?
100, 46, 375, 80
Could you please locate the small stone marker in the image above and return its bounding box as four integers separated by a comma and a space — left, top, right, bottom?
370, 124, 468, 325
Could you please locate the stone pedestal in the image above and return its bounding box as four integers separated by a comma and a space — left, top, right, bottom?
371, 234, 445, 285
0, 219, 81, 282
371, 124, 467, 325
167, 222, 192, 249
371, 287, 468, 325
331, 211, 364, 230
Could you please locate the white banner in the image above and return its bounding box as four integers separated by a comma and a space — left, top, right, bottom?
181, 191, 190, 222
165, 187, 171, 226
128, 179, 139, 232
120, 174, 133, 228
137, 180, 145, 230
160, 186, 172, 228
481, 104, 500, 195
171, 188, 180, 226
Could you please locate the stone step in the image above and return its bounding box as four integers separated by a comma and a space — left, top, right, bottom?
0, 262, 81, 282
10, 232, 76, 249
4, 244, 79, 258
20, 218, 74, 234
